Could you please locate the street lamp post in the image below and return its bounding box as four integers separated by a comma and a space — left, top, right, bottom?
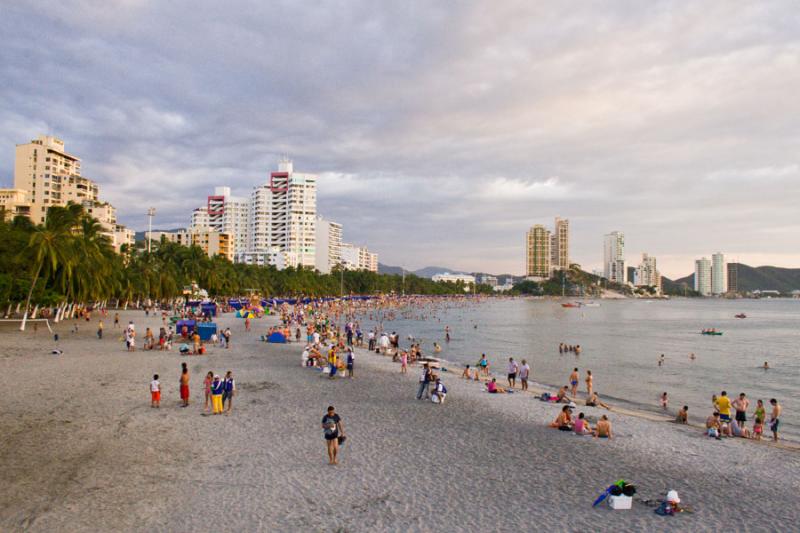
146, 207, 156, 254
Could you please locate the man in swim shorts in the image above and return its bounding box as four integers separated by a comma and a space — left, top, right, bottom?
769, 398, 781, 442
569, 368, 579, 397
732, 393, 749, 426
507, 357, 519, 389
519, 359, 530, 391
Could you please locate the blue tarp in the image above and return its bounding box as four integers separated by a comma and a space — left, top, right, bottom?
201, 303, 217, 317
176, 319, 196, 334
197, 323, 217, 341
267, 332, 287, 343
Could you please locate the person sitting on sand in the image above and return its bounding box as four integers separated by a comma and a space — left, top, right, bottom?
585, 392, 610, 409
706, 412, 722, 439
729, 419, 750, 439
462, 365, 472, 379
549, 405, 573, 431
486, 378, 507, 394
574, 412, 593, 435
556, 386, 571, 403
675, 406, 689, 424
595, 415, 612, 439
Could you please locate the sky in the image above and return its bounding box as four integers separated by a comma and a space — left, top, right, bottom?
1, 1, 798, 278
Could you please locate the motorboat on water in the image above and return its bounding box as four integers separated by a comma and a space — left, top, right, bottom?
701, 329, 723, 336
735, 313, 747, 319
561, 302, 581, 308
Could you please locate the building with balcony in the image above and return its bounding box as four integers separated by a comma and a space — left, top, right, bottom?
314, 216, 343, 274
0, 188, 31, 220
526, 224, 551, 279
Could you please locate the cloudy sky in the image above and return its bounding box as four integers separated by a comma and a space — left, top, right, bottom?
1, 1, 798, 277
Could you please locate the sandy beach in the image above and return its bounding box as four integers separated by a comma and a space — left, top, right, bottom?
1, 310, 798, 532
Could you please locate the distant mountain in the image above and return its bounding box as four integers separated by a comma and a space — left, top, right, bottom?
134, 229, 183, 242
377, 263, 472, 278
663, 263, 800, 294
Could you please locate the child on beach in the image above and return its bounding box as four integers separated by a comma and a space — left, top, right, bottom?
660, 392, 668, 410
180, 363, 190, 407
400, 351, 408, 373
752, 417, 763, 440
150, 374, 161, 408
203, 371, 213, 412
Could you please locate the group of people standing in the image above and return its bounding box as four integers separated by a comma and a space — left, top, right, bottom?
148, 363, 236, 415
705, 391, 782, 442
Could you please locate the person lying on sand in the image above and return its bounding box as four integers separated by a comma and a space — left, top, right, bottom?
486, 378, 507, 394
595, 415, 612, 439
549, 405, 573, 431
585, 392, 611, 409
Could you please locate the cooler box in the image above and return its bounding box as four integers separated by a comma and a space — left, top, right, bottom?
608, 495, 632, 510
197, 323, 217, 341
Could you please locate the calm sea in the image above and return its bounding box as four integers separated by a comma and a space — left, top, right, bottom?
357, 297, 799, 441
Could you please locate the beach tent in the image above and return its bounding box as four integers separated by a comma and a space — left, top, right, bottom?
267, 331, 287, 343
201, 303, 217, 317
176, 319, 196, 335
197, 323, 217, 341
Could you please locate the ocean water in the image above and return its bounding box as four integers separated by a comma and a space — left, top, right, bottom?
358, 297, 800, 441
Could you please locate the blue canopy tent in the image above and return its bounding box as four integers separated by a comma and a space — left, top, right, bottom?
176, 319, 196, 335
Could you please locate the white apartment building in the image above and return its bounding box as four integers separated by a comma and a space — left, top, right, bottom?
249, 158, 316, 269
0, 188, 31, 220
340, 243, 378, 272
478, 274, 498, 287
236, 249, 286, 270
634, 253, 661, 293
432, 272, 476, 291
314, 216, 343, 274
695, 257, 712, 296
604, 231, 626, 284
191, 206, 209, 229
203, 186, 249, 256
711, 252, 727, 295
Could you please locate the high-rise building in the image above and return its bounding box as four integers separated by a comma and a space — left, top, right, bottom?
634, 253, 661, 293
694, 257, 712, 296
551, 217, 570, 272
711, 252, 727, 295
15, 135, 96, 224
202, 187, 249, 257
13, 135, 132, 251
603, 231, 626, 284
314, 216, 343, 274
248, 158, 316, 268
727, 263, 738, 293
526, 225, 552, 279
191, 206, 209, 229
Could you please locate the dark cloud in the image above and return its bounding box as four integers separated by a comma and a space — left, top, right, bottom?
1, 1, 799, 277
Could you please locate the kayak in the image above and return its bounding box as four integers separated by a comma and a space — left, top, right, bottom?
701, 331, 723, 336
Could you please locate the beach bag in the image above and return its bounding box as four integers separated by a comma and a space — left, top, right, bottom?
655, 502, 674, 516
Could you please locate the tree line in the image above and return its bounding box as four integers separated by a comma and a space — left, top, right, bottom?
0, 204, 489, 325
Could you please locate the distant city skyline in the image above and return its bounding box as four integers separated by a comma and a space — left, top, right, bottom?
2, 2, 799, 278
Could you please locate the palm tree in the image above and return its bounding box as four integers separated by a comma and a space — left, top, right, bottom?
19, 208, 77, 330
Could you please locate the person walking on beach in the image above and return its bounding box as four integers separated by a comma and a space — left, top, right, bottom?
180, 362, 190, 407
203, 371, 213, 412
322, 406, 344, 465
97, 320, 103, 339
210, 375, 224, 415
585, 370, 593, 396
114, 312, 120, 328
400, 351, 408, 374
417, 363, 432, 400
223, 371, 235, 413
769, 398, 781, 442
327, 346, 338, 379
346, 348, 354, 378
569, 368, 579, 397
519, 359, 530, 391
150, 374, 161, 408
733, 393, 749, 428
507, 357, 519, 389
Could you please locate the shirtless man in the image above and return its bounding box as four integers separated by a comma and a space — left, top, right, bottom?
732, 393, 749, 429
586, 392, 610, 410
555, 385, 571, 403
595, 415, 612, 439
706, 412, 722, 439
519, 359, 530, 391
550, 405, 573, 430
569, 368, 579, 397
769, 398, 782, 442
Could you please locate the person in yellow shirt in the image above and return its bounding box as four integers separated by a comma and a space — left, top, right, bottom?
328, 347, 338, 379
715, 391, 733, 423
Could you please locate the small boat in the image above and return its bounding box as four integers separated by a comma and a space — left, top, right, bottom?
701, 330, 724, 336
583, 302, 601, 308
735, 313, 747, 319
561, 303, 581, 308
